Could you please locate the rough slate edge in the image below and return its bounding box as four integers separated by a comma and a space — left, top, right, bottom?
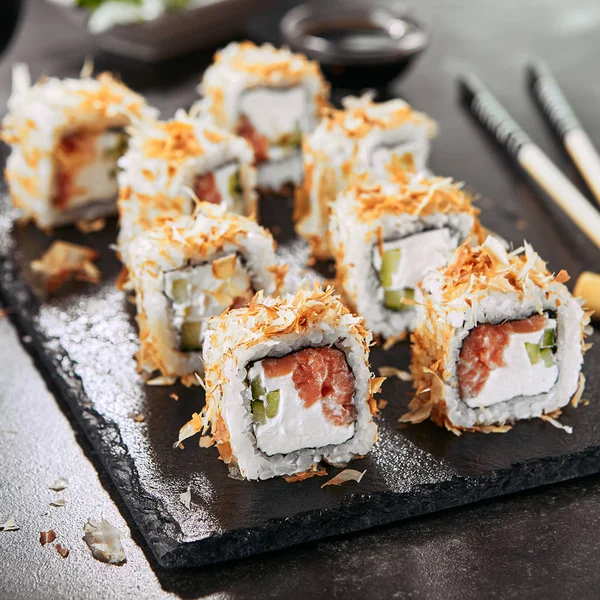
1, 251, 600, 569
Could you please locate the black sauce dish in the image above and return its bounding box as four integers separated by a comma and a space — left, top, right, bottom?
280, 0, 430, 89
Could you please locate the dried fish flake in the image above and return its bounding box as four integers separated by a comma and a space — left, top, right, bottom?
146, 375, 177, 386
180, 486, 192, 510
31, 241, 101, 293
378, 366, 412, 381
541, 414, 573, 434
40, 530, 56, 545
75, 217, 106, 233
83, 518, 126, 564
321, 469, 366, 489
49, 477, 68, 492
284, 466, 328, 483
0, 517, 19, 532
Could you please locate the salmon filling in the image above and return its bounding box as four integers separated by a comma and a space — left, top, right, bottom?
457, 313, 559, 408
193, 161, 243, 211
164, 253, 253, 352
53, 127, 127, 210
248, 346, 357, 456
236, 115, 269, 164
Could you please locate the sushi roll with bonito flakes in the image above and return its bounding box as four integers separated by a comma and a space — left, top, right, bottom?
117, 110, 257, 270
128, 203, 286, 381
405, 236, 589, 433
1, 64, 157, 229
329, 163, 481, 339
178, 286, 382, 481
199, 41, 330, 193
294, 94, 437, 260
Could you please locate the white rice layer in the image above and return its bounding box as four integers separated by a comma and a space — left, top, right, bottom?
257, 150, 304, 190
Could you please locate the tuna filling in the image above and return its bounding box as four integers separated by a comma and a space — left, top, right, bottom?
164, 253, 253, 352
193, 161, 243, 212
373, 228, 459, 312
53, 127, 127, 210
248, 346, 357, 456
457, 313, 559, 408
236, 85, 307, 163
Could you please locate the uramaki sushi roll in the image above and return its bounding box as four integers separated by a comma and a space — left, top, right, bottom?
294, 94, 437, 260
180, 286, 380, 480
406, 236, 589, 432
128, 203, 286, 380
117, 110, 257, 269
199, 41, 330, 193
1, 64, 157, 229
330, 165, 481, 338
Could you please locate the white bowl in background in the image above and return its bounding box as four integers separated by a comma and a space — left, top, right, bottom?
55, 0, 274, 62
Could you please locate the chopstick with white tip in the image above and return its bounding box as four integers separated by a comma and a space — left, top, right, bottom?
526, 59, 600, 208
458, 73, 600, 251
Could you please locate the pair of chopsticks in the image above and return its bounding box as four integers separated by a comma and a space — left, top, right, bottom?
458, 62, 600, 251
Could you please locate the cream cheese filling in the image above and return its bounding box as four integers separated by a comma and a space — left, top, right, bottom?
248, 361, 355, 456
464, 319, 559, 408
164, 254, 252, 351
59, 130, 124, 209
239, 85, 308, 142
373, 228, 458, 293
212, 161, 242, 212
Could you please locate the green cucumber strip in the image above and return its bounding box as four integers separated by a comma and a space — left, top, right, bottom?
525, 342, 540, 365
287, 123, 302, 148
278, 122, 302, 148
540, 348, 556, 368
251, 376, 266, 400
104, 131, 129, 160
180, 321, 202, 352
252, 400, 267, 425
384, 288, 414, 311
171, 278, 189, 303
228, 171, 242, 197
379, 248, 401, 289
265, 390, 280, 419
541, 328, 556, 349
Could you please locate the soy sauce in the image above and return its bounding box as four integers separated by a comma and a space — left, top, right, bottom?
304, 17, 423, 56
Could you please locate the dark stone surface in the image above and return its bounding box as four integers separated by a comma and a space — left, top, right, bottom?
0, 0, 599, 590
2, 309, 600, 600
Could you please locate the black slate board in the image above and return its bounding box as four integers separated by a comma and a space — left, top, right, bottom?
0, 177, 598, 569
